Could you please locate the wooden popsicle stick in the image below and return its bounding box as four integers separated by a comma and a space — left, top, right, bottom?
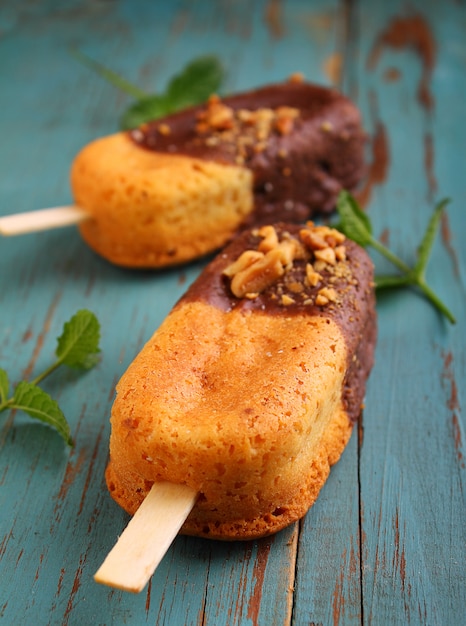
94, 482, 198, 593
0, 205, 88, 236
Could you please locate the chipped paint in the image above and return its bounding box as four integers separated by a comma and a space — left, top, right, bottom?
368, 12, 437, 111
383, 67, 401, 82
78, 424, 104, 519
442, 351, 459, 413
145, 577, 152, 613
423, 132, 437, 199
441, 351, 464, 469
264, 0, 284, 39
441, 211, 460, 278
62, 554, 86, 625
332, 548, 346, 624
379, 228, 390, 247
323, 52, 342, 86
21, 294, 61, 381
247, 539, 272, 625
53, 447, 87, 521
356, 94, 390, 207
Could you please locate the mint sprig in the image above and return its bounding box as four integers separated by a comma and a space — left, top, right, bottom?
0, 310, 101, 446
336, 191, 456, 324
71, 49, 225, 130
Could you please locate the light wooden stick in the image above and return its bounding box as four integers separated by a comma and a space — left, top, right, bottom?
94, 482, 198, 593
0, 205, 88, 236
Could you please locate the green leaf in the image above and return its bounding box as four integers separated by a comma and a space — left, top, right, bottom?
120, 94, 173, 130
165, 56, 224, 109
0, 368, 9, 404
414, 198, 450, 278
56, 309, 101, 370
336, 190, 373, 247
12, 381, 72, 445
375, 274, 413, 289
334, 191, 455, 323
119, 55, 224, 129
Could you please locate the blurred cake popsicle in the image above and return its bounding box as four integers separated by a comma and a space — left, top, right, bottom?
1, 78, 366, 268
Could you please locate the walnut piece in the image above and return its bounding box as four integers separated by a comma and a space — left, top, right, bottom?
223, 224, 347, 305
222, 250, 265, 278
230, 248, 285, 298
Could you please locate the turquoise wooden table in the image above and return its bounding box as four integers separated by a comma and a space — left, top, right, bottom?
1, 1, 465, 624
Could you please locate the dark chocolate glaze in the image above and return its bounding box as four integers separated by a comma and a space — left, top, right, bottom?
179, 224, 377, 423
129, 81, 366, 221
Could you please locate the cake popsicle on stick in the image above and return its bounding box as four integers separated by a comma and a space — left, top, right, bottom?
95, 220, 376, 591
1, 78, 366, 268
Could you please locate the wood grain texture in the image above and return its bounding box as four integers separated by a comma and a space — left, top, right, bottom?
0, 1, 464, 624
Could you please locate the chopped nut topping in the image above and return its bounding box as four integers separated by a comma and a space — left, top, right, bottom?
258, 225, 279, 252
196, 95, 235, 131
157, 123, 171, 135
315, 293, 330, 306
314, 247, 336, 265
313, 259, 328, 273
223, 250, 264, 278
335, 245, 346, 261
281, 294, 295, 305
274, 107, 300, 135
305, 263, 322, 287
254, 141, 267, 153
317, 287, 337, 302
288, 281, 304, 294
300, 229, 328, 250
230, 248, 285, 298
275, 239, 298, 267
288, 72, 304, 84
205, 135, 220, 146
223, 223, 348, 307
237, 109, 255, 124
193, 96, 300, 160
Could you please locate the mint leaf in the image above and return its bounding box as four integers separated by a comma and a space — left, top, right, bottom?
414, 198, 449, 278
120, 56, 224, 130
0, 368, 8, 404
120, 94, 173, 130
334, 191, 455, 324
375, 274, 412, 289
56, 309, 101, 370
336, 190, 373, 247
12, 381, 72, 445
165, 56, 224, 109
1, 309, 101, 448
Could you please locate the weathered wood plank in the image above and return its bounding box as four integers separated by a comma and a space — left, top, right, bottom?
0, 1, 465, 625
349, 1, 466, 624
293, 432, 363, 625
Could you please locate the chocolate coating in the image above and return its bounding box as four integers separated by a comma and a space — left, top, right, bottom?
180, 224, 377, 422
130, 81, 366, 222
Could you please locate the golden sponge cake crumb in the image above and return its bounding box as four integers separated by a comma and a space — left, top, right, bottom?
72, 133, 253, 267
107, 304, 351, 538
